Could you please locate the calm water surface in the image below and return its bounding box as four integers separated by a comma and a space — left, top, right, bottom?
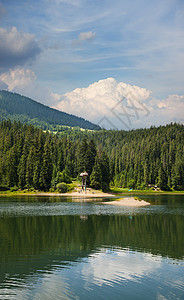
0, 194, 184, 299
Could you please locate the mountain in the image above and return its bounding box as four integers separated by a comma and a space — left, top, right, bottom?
0, 90, 101, 130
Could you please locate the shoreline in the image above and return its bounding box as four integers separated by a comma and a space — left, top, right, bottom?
32, 191, 115, 198
1, 188, 184, 197
0, 191, 115, 198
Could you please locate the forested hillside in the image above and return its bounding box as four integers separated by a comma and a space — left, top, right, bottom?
89, 124, 184, 190
0, 90, 100, 130
0, 120, 109, 191
0, 120, 184, 191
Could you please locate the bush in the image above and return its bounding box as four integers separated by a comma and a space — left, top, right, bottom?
56, 182, 68, 193
55, 169, 72, 184
67, 183, 76, 192
10, 185, 19, 192
134, 196, 141, 201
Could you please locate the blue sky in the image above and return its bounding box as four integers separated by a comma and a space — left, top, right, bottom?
0, 0, 184, 129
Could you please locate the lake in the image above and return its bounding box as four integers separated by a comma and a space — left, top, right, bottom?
0, 194, 184, 299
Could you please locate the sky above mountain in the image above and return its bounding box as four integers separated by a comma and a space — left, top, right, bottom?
0, 0, 184, 129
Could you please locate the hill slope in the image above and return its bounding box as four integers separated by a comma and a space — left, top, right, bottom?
0, 90, 100, 130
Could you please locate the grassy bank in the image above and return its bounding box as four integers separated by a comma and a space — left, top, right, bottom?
110, 187, 184, 195
1, 186, 184, 196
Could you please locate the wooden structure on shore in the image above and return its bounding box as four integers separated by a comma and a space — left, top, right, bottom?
80, 171, 88, 190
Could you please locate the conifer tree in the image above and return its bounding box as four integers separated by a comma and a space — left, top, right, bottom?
99, 150, 110, 191
18, 153, 27, 189
26, 146, 35, 188
158, 164, 168, 190
6, 146, 18, 187
39, 142, 53, 191
77, 138, 88, 173
85, 139, 97, 176
90, 156, 102, 190
33, 161, 40, 190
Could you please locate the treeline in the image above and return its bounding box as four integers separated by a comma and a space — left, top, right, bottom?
59, 122, 184, 191
91, 124, 184, 190
0, 120, 109, 191
0, 120, 184, 191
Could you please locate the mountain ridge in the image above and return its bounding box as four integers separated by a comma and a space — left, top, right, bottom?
0, 90, 100, 130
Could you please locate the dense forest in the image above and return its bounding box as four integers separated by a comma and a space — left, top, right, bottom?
0, 120, 184, 191
0, 90, 100, 130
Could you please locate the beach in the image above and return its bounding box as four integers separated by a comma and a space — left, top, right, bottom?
10, 190, 115, 198
103, 197, 150, 207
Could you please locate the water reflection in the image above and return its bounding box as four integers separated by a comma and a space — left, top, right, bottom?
0, 195, 184, 299
1, 248, 183, 300
0, 213, 183, 276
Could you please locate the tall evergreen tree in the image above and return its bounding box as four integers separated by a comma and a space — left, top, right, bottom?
99, 150, 110, 191
26, 146, 35, 188
39, 142, 53, 191
90, 156, 102, 190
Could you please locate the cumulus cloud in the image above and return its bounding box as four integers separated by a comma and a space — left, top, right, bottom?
0, 26, 41, 70
54, 78, 151, 128
148, 95, 184, 125
53, 78, 184, 129
0, 68, 36, 91
0, 67, 60, 106
1, 71, 183, 129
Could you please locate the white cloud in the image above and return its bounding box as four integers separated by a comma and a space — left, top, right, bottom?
0, 68, 36, 91
0, 67, 59, 106
149, 94, 184, 125
82, 248, 161, 287
0, 26, 41, 70
1, 71, 183, 129
54, 78, 151, 128
72, 31, 96, 47
157, 95, 184, 111
79, 31, 96, 41
53, 78, 184, 129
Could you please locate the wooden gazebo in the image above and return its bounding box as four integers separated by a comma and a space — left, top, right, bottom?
80, 171, 88, 190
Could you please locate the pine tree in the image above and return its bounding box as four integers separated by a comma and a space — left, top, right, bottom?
39, 142, 53, 191
158, 164, 168, 190
77, 138, 88, 173
26, 146, 35, 189
18, 153, 27, 189
6, 146, 18, 187
90, 156, 102, 190
33, 161, 40, 190
99, 150, 110, 191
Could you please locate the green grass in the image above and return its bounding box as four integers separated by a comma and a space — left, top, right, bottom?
1, 184, 184, 196
110, 187, 184, 195
0, 181, 79, 196
0, 190, 37, 196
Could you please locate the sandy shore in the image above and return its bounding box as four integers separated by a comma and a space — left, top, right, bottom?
103, 197, 150, 207
11, 191, 115, 198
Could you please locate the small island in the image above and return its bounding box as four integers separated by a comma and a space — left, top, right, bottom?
103, 197, 150, 207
